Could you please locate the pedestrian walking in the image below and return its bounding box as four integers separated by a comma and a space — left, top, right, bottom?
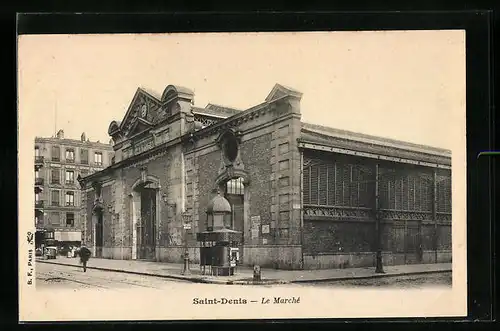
79, 245, 91, 272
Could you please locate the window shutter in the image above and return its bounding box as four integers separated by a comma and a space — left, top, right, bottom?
303, 165, 310, 204
327, 163, 336, 206
318, 163, 328, 205
310, 164, 319, 205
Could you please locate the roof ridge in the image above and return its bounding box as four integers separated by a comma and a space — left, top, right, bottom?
301, 122, 451, 154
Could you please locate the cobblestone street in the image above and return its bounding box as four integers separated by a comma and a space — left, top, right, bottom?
293, 272, 452, 288
36, 261, 191, 290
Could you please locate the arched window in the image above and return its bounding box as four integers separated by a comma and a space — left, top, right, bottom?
226, 177, 244, 195
224, 177, 245, 232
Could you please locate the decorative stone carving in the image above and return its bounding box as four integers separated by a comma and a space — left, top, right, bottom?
378, 210, 432, 221
194, 114, 219, 127
436, 212, 452, 222
303, 206, 371, 219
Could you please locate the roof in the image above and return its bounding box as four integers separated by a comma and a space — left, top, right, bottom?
206, 193, 232, 213
300, 122, 451, 164
192, 104, 241, 119
34, 136, 114, 149
265, 83, 303, 102
138, 87, 162, 101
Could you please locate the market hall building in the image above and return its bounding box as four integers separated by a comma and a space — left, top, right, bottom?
78, 83, 452, 270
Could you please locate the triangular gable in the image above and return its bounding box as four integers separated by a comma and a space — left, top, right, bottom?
265, 83, 303, 102
120, 88, 162, 137
127, 117, 153, 138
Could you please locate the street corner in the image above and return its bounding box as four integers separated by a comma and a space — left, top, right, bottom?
225, 278, 291, 286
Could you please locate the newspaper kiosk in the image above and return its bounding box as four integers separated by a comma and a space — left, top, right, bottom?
197, 190, 242, 276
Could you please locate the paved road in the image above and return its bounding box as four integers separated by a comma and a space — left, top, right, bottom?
36, 261, 191, 290
293, 272, 452, 288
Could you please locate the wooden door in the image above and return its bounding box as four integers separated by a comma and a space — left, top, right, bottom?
405, 221, 422, 264
139, 188, 156, 260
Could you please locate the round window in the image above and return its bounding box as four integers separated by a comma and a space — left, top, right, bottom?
223, 134, 239, 163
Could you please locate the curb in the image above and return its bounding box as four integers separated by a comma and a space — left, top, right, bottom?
37, 260, 450, 285
36, 260, 225, 284
289, 269, 452, 283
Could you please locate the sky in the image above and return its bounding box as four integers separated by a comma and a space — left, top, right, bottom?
18, 31, 465, 149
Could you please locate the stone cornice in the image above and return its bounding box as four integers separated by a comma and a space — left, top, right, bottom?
299, 140, 451, 169
80, 136, 182, 185
35, 137, 113, 150
189, 95, 293, 141
299, 129, 451, 166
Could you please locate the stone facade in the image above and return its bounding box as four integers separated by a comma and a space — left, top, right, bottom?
79, 83, 452, 270
34, 131, 113, 248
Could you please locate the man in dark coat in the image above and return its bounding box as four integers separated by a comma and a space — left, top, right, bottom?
79, 245, 91, 272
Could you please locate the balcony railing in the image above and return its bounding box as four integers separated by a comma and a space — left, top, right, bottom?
66, 202, 75, 207
65, 180, 75, 185
35, 156, 44, 164
80, 159, 88, 165
35, 177, 44, 185
52, 157, 60, 162
51, 201, 60, 206
51, 179, 61, 184
66, 158, 75, 164
35, 200, 44, 208
94, 162, 103, 166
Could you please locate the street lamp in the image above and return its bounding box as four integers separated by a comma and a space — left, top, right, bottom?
374, 164, 384, 274
181, 212, 192, 275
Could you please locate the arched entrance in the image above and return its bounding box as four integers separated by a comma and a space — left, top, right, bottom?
131, 175, 160, 261
216, 175, 250, 264
225, 177, 245, 233
92, 203, 104, 258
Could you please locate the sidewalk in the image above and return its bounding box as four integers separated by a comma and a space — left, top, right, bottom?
37, 256, 452, 285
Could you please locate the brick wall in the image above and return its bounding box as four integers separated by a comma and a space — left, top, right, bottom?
195, 149, 220, 233
240, 133, 272, 244
303, 220, 375, 255
84, 190, 93, 246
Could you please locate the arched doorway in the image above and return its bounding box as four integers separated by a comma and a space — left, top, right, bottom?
219, 176, 249, 264
92, 204, 104, 258
131, 176, 160, 261
225, 177, 245, 233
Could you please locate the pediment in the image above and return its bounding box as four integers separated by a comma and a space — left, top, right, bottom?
126, 117, 153, 138
119, 88, 162, 137
265, 83, 303, 102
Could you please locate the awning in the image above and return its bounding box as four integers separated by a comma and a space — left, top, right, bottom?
55, 231, 82, 242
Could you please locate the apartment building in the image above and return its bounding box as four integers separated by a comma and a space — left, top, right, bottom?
34, 129, 114, 249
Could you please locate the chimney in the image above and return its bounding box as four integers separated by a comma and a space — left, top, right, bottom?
81, 132, 86, 142
56, 129, 64, 139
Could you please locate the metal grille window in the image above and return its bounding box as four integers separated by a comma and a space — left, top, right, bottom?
379, 168, 433, 211
310, 165, 319, 204
437, 171, 452, 213
318, 163, 328, 205
303, 155, 374, 208
303, 167, 310, 204
226, 177, 244, 195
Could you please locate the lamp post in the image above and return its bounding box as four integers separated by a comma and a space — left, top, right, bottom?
181, 212, 192, 275
374, 164, 384, 273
